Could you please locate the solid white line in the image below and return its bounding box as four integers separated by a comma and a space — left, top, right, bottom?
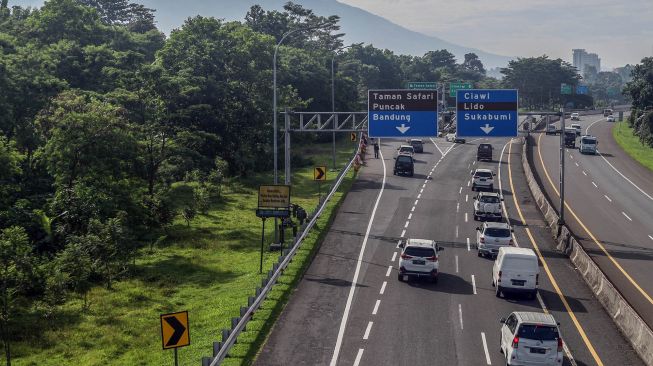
330, 145, 387, 366
417, 193, 421, 199
404, 221, 410, 228
582, 171, 587, 176
456, 202, 460, 213
411, 206, 416, 212
464, 213, 468, 222
459, 187, 463, 194
372, 299, 380, 315
431, 138, 445, 156
385, 265, 392, 277
455, 225, 459, 238
353, 349, 364, 366
363, 321, 373, 340
592, 182, 598, 188
471, 275, 477, 294
400, 229, 406, 238
467, 237, 471, 251
380, 281, 387, 295
596, 149, 653, 201
481, 332, 491, 365
459, 304, 464, 330
465, 194, 469, 202
622, 212, 633, 221
455, 255, 459, 273
391, 252, 397, 262
408, 213, 412, 220
604, 195, 612, 202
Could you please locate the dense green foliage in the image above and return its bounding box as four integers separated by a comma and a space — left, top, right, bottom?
0, 0, 585, 363
625, 57, 653, 147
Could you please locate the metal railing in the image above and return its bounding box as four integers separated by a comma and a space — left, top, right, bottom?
202, 145, 360, 366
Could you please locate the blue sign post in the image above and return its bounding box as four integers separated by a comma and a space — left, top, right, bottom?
368, 89, 438, 138
456, 89, 518, 137
576, 85, 589, 95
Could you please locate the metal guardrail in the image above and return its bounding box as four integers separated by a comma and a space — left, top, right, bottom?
202, 146, 360, 366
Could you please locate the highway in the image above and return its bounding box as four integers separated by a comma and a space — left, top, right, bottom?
254, 134, 644, 366
533, 113, 653, 330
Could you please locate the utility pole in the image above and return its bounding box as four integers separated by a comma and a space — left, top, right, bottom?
558, 107, 566, 231
331, 56, 336, 170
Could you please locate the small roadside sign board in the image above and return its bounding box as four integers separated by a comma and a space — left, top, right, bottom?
561, 83, 572, 95
407, 81, 437, 89
350, 132, 357, 142
160, 311, 190, 350
576, 85, 589, 95
313, 166, 327, 181
449, 82, 472, 97
456, 89, 518, 137
368, 89, 438, 138
258, 185, 290, 209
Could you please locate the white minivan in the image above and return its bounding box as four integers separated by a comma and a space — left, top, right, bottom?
492, 247, 539, 299
500, 312, 564, 366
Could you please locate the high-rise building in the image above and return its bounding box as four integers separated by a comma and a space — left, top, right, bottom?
572, 49, 601, 76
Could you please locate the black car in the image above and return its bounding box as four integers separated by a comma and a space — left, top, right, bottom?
409, 139, 424, 153
477, 143, 493, 161
394, 154, 414, 176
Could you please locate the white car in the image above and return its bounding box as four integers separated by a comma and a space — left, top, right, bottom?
396, 145, 414, 157
397, 238, 441, 283
445, 133, 466, 143
606, 115, 615, 122
473, 192, 503, 221
472, 168, 495, 191
492, 247, 539, 299
570, 112, 580, 121
500, 312, 564, 366
570, 123, 582, 136
476, 222, 514, 257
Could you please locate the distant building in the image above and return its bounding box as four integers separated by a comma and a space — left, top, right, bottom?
572, 49, 601, 76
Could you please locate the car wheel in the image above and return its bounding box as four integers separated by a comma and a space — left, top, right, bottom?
397, 273, 403, 282
529, 291, 537, 300
409, 170, 414, 177
432, 276, 438, 284
477, 251, 483, 257
489, 185, 494, 191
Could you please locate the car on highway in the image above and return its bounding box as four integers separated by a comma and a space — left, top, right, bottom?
445, 133, 465, 143
545, 124, 560, 135
477, 143, 493, 161
563, 128, 576, 148
396, 144, 414, 157
499, 312, 564, 366
397, 238, 441, 283
471, 168, 495, 191
409, 139, 424, 153
570, 112, 580, 121
492, 247, 539, 299
570, 123, 582, 136
476, 221, 513, 257
393, 153, 414, 176
579, 135, 598, 154
606, 115, 615, 122
603, 108, 613, 117
473, 191, 503, 221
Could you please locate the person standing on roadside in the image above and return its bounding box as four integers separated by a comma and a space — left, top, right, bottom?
373, 141, 379, 158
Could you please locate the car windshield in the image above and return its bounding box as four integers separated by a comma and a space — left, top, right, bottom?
581, 138, 596, 145
475, 171, 492, 178
396, 155, 412, 163
484, 228, 511, 237
404, 247, 435, 257
517, 324, 559, 341
480, 196, 500, 203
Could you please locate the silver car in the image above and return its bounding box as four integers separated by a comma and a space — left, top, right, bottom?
476, 222, 514, 258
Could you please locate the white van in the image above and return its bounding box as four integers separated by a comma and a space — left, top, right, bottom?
492, 247, 539, 299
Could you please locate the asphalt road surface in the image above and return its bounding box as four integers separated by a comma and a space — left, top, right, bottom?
254, 134, 644, 366
533, 113, 653, 330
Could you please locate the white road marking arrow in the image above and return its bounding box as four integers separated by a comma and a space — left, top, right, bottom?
396, 124, 410, 134
480, 124, 495, 134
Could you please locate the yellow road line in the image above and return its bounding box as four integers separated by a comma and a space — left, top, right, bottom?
508, 140, 603, 366
536, 133, 653, 305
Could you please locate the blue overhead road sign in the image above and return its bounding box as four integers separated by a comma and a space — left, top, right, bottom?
456, 89, 518, 137
368, 89, 438, 138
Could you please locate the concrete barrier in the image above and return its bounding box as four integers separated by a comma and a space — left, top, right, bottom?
521, 135, 653, 365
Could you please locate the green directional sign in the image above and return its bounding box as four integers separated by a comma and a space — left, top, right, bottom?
449, 82, 472, 97
407, 81, 437, 89
560, 83, 572, 95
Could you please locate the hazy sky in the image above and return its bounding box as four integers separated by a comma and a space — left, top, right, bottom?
338, 0, 653, 69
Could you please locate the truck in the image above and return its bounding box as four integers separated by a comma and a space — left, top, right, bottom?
564, 128, 577, 148
603, 108, 613, 117
579, 135, 598, 154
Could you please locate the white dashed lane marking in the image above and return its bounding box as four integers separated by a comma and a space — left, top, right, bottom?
391, 252, 397, 262
622, 212, 632, 221
400, 229, 406, 238
363, 321, 373, 340
467, 238, 470, 251
408, 213, 412, 220
380, 281, 387, 295
372, 300, 380, 315
604, 195, 612, 202
592, 182, 598, 188
471, 275, 477, 295
353, 349, 364, 366
481, 332, 491, 365
459, 304, 464, 330
582, 171, 587, 176
385, 266, 392, 277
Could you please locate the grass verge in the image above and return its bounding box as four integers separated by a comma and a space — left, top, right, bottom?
11, 138, 358, 366
612, 121, 653, 172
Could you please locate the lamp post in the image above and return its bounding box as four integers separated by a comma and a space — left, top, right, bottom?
330, 44, 360, 170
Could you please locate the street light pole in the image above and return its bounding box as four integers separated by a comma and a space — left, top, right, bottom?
330, 44, 360, 171
559, 107, 566, 229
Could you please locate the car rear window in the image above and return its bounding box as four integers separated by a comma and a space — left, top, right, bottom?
405, 247, 435, 257
400, 147, 413, 152
517, 324, 559, 341
484, 228, 511, 237
397, 155, 412, 163
411, 141, 422, 146
480, 196, 500, 203
581, 138, 596, 145
475, 171, 492, 178
478, 145, 492, 150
